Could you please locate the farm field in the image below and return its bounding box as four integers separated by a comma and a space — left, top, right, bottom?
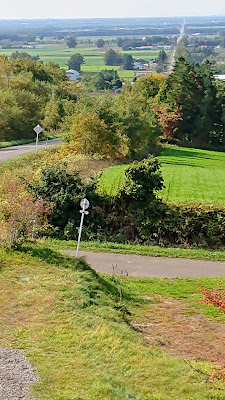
99, 146, 225, 205
0, 45, 163, 80
0, 243, 225, 399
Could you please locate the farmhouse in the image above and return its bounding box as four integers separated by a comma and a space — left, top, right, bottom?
133, 61, 145, 70
66, 69, 80, 81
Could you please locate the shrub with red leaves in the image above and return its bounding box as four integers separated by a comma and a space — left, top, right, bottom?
199, 286, 225, 313
211, 365, 225, 385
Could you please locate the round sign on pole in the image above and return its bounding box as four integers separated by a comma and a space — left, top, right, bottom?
80, 198, 89, 210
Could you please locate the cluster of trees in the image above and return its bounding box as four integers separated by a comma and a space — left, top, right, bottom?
65, 36, 105, 49
103, 49, 123, 66
176, 37, 223, 68
10, 51, 40, 61
0, 34, 36, 49
117, 36, 174, 50
81, 69, 122, 92
66, 53, 85, 72
111, 59, 225, 148
96, 39, 105, 48
0, 55, 78, 141
177, 38, 216, 65
63, 87, 160, 159
1, 49, 225, 153
103, 49, 134, 69
94, 70, 122, 91
191, 36, 225, 48
103, 49, 167, 70
155, 58, 225, 146
66, 36, 77, 48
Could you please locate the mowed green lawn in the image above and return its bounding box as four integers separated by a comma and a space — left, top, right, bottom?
99, 146, 225, 205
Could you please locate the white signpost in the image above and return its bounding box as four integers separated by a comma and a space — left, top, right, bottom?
33, 124, 44, 155
76, 198, 89, 257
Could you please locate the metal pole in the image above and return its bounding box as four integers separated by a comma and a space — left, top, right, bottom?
35, 133, 39, 155
76, 203, 85, 257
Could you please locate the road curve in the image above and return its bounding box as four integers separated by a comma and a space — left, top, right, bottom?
0, 138, 61, 163
64, 250, 225, 278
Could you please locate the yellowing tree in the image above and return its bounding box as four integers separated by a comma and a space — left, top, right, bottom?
65, 112, 128, 158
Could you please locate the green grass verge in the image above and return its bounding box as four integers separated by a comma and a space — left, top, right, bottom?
98, 146, 225, 205
0, 134, 55, 149
47, 239, 225, 262
0, 243, 225, 399
0, 138, 36, 149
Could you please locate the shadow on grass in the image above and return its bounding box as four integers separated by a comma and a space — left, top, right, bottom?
19, 245, 135, 303
160, 148, 223, 163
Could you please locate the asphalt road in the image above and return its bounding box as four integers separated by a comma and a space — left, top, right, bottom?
0, 138, 61, 163
64, 250, 225, 278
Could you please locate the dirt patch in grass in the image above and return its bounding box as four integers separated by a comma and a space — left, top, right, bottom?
133, 298, 225, 365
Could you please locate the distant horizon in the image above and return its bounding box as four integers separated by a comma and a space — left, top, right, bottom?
1, 0, 225, 20
0, 15, 225, 21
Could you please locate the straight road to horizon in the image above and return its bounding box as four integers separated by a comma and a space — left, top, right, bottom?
0, 138, 61, 163
64, 250, 225, 278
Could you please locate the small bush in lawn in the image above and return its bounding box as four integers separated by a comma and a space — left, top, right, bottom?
211, 365, 225, 385
199, 286, 225, 313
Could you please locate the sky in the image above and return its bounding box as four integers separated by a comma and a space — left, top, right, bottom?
1, 0, 225, 19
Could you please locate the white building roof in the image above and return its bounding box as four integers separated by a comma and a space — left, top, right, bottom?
214, 75, 225, 81
66, 69, 80, 74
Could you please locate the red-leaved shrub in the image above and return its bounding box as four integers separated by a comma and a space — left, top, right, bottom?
199, 286, 225, 313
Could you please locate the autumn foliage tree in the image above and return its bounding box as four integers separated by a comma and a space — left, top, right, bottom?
64, 111, 128, 158
0, 172, 50, 248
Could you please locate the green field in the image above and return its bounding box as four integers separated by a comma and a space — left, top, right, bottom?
0, 45, 163, 80
99, 146, 225, 205
1, 243, 225, 399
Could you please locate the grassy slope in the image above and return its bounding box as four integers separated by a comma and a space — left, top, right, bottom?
0, 244, 225, 400
99, 146, 225, 205
0, 146, 60, 173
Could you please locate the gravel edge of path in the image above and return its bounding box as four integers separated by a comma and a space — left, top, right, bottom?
0, 348, 39, 400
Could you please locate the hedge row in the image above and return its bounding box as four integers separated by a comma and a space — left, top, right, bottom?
32, 161, 225, 249
78, 201, 225, 248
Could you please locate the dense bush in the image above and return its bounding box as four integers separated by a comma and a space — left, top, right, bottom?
30, 158, 225, 248
0, 172, 50, 248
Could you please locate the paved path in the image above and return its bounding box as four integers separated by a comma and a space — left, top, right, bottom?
0, 138, 61, 163
64, 250, 225, 278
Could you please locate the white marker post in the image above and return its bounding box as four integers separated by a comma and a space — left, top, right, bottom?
76, 198, 89, 257
33, 124, 44, 155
